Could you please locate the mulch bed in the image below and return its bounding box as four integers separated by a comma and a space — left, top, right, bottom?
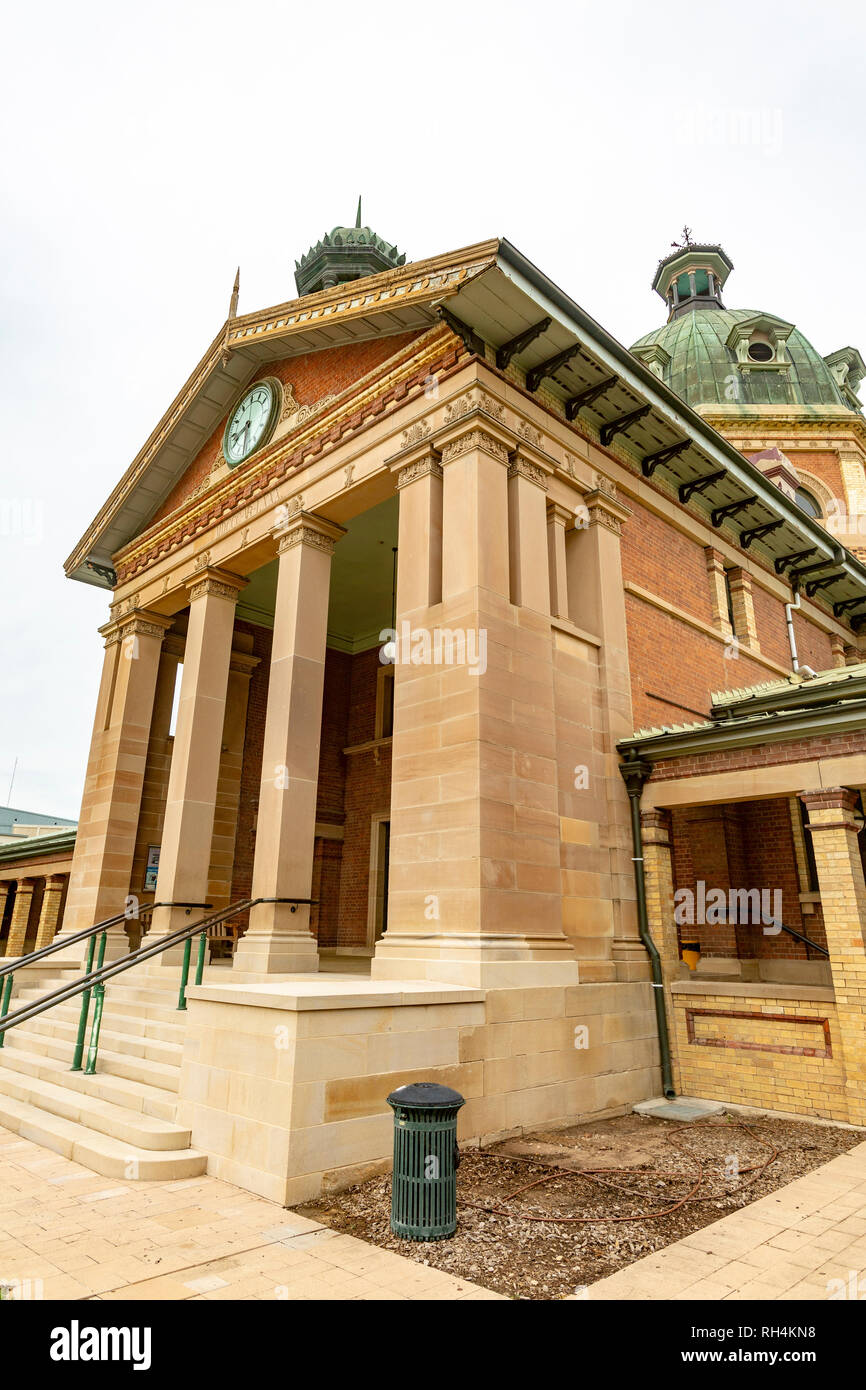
300, 1111, 863, 1300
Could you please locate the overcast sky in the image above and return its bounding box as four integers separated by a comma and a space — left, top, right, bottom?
2, 0, 864, 819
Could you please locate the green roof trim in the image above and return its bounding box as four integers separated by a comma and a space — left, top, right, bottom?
0, 828, 77, 866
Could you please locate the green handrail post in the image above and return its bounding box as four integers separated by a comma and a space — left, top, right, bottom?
0, 972, 14, 1048
177, 935, 192, 1011
83, 982, 105, 1075
71, 934, 98, 1071
194, 929, 207, 987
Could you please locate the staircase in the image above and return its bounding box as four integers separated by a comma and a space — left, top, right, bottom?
0, 967, 207, 1180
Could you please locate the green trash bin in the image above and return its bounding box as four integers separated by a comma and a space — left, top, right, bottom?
387, 1081, 465, 1241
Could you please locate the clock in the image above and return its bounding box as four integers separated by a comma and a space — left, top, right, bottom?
223, 378, 281, 467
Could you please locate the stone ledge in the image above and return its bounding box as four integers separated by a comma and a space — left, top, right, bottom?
671, 979, 836, 1003
186, 976, 485, 1012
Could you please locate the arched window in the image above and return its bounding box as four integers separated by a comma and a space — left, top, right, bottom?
795, 487, 822, 519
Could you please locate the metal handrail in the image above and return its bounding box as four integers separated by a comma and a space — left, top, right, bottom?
0, 899, 211, 978
708, 909, 829, 959
0, 895, 313, 1073
763, 916, 829, 958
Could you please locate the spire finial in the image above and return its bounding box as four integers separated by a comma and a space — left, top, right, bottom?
355, 196, 362, 229
229, 266, 240, 318
671, 225, 694, 251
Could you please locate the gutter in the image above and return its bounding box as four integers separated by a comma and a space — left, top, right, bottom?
619, 757, 676, 1099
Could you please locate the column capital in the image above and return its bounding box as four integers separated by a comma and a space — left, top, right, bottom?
508, 450, 551, 491
100, 608, 174, 646
389, 446, 443, 489
584, 484, 632, 534
437, 417, 515, 468
546, 499, 575, 527
229, 650, 261, 678
800, 786, 861, 828
187, 566, 248, 604
641, 807, 672, 845
275, 510, 346, 557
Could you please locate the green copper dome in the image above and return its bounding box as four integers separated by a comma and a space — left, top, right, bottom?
295, 200, 405, 297
631, 241, 864, 413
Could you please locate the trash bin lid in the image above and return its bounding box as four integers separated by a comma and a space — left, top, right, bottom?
387, 1081, 465, 1110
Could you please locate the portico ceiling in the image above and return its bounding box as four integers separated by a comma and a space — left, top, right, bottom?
237, 496, 398, 653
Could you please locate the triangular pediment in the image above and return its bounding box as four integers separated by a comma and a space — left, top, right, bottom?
65, 239, 500, 587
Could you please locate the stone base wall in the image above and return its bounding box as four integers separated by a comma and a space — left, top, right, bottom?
177, 978, 659, 1205
669, 981, 847, 1122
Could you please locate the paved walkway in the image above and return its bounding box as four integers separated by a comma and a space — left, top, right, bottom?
588, 1139, 866, 1300
0, 1129, 501, 1301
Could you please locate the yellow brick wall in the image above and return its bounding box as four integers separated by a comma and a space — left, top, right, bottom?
670, 988, 847, 1122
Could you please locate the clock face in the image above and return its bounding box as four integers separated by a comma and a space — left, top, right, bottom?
223, 380, 279, 466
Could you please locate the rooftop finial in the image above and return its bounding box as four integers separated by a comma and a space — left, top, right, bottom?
671, 225, 694, 250
229, 266, 240, 318
355, 196, 362, 229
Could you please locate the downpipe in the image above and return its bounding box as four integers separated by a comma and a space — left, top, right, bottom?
785, 586, 817, 678
619, 756, 676, 1099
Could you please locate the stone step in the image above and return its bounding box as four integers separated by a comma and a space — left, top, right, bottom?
7, 995, 187, 1044
0, 1045, 178, 1121
0, 1068, 192, 1150
9, 1014, 183, 1067
2, 1029, 181, 1092
0, 1091, 206, 1180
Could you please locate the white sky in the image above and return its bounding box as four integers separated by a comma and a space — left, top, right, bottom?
2, 0, 865, 818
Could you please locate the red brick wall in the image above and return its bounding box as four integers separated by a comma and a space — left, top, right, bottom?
670, 799, 828, 960
337, 649, 392, 947
621, 494, 836, 728
229, 630, 390, 948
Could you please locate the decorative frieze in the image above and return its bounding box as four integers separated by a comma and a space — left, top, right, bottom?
443, 388, 505, 425
400, 420, 431, 448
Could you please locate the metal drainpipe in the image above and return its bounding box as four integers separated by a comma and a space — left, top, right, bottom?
619, 755, 676, 1099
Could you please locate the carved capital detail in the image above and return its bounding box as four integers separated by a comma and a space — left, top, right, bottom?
508, 453, 549, 490
584, 486, 632, 535
395, 455, 443, 489
101, 608, 172, 646
187, 567, 247, 604
440, 428, 510, 466
275, 510, 347, 557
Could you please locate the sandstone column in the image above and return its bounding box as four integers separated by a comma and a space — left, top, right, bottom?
233, 513, 345, 975
565, 483, 647, 981
546, 502, 571, 620
58, 608, 172, 957
34, 875, 67, 951
147, 568, 246, 960
373, 405, 579, 987
6, 878, 36, 957
508, 452, 552, 613
390, 443, 442, 613
800, 788, 866, 1124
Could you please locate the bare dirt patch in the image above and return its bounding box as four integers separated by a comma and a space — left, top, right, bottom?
300, 1112, 863, 1300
